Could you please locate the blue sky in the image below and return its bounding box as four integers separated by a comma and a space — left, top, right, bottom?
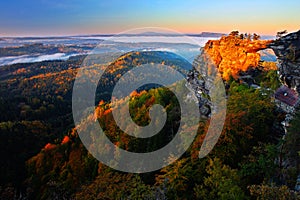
1, 0, 299, 36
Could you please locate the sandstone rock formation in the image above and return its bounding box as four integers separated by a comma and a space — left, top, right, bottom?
187, 31, 276, 117
269, 30, 300, 95
203, 31, 272, 80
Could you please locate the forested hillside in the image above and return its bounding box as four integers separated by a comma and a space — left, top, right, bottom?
0, 33, 299, 199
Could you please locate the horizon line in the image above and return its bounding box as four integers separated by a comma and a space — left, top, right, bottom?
0, 31, 276, 38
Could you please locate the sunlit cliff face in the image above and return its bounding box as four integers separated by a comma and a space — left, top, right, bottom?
204, 32, 273, 80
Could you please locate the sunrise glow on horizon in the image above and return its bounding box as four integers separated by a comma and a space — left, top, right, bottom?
1, 0, 299, 37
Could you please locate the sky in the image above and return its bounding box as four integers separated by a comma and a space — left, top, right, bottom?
0, 0, 299, 36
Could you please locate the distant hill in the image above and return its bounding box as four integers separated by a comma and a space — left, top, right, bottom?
187, 32, 225, 37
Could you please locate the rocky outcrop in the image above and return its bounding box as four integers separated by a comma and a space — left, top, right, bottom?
186, 32, 276, 117
186, 49, 216, 117
189, 30, 300, 118
203, 31, 272, 80
269, 31, 300, 118
186, 48, 226, 118
269, 30, 300, 95
186, 67, 211, 117
186, 32, 277, 118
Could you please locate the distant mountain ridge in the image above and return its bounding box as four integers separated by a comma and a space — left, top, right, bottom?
0, 32, 225, 39
1, 32, 276, 40
80, 31, 226, 37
